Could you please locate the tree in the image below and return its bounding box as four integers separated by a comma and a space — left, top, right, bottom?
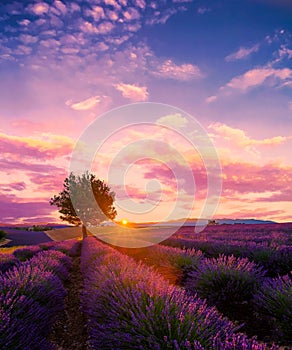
50, 172, 117, 238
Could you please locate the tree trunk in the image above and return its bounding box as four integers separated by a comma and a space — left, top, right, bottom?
82, 224, 87, 239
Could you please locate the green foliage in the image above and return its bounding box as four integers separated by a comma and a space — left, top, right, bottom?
0, 230, 7, 240
50, 172, 117, 226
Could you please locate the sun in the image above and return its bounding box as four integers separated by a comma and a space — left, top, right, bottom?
121, 219, 128, 225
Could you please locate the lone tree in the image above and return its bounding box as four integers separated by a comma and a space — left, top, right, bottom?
50, 172, 117, 239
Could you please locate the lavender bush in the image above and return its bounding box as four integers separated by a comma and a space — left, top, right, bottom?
1, 264, 66, 318
253, 274, 292, 341
13, 245, 41, 261
0, 253, 20, 273
27, 251, 71, 281
123, 244, 204, 284
185, 255, 266, 315
0, 290, 53, 350
51, 239, 80, 256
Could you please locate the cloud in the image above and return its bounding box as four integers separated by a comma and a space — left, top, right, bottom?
80, 21, 99, 34
114, 83, 149, 101
205, 95, 217, 104
152, 59, 202, 81
225, 44, 259, 61
209, 123, 289, 149
221, 162, 292, 198
28, 2, 50, 16
0, 159, 65, 173
134, 0, 146, 9
278, 45, 292, 60
222, 67, 292, 91
256, 190, 292, 202
146, 8, 178, 25
0, 192, 55, 223
156, 113, 188, 129
28, 172, 68, 192
66, 95, 101, 110
216, 207, 285, 220
53, 0, 67, 15
0, 132, 73, 160
0, 182, 26, 192
197, 7, 211, 15
123, 7, 140, 21
19, 34, 38, 44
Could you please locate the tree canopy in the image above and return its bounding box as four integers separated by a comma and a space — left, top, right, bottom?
50, 172, 117, 227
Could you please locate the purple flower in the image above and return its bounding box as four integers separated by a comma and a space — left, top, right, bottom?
253, 274, 292, 341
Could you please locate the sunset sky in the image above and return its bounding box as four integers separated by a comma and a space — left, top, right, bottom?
0, 0, 291, 224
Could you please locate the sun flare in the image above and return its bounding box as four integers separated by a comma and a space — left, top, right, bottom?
121, 219, 128, 225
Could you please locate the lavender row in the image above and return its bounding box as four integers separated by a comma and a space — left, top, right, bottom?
162, 237, 292, 277
0, 239, 79, 273
175, 223, 292, 247
117, 243, 204, 284
0, 249, 72, 349
81, 237, 277, 349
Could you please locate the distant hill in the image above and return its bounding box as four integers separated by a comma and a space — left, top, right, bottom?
214, 219, 276, 225
0, 223, 72, 229
133, 218, 277, 227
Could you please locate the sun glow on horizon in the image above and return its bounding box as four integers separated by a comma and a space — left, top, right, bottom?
121, 219, 128, 225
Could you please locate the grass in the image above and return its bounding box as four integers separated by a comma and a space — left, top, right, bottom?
0, 246, 25, 254
45, 227, 83, 241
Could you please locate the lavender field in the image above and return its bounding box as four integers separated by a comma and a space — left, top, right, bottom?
0, 223, 291, 349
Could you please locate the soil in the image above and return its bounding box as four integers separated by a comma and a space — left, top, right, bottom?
49, 248, 91, 350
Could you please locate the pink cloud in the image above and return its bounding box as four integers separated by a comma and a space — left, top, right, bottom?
216, 208, 285, 220
209, 122, 289, 148
152, 59, 203, 81
114, 82, 149, 101
0, 182, 26, 192
123, 7, 140, 21
223, 67, 292, 91
114, 184, 161, 203
222, 162, 292, 199
225, 44, 259, 61
66, 95, 101, 111
134, 0, 146, 9
0, 159, 65, 174
28, 2, 50, 16
205, 95, 217, 104
28, 172, 67, 192
0, 132, 73, 160
53, 0, 67, 15
0, 192, 55, 224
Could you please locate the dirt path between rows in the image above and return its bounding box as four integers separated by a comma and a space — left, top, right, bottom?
49, 248, 90, 350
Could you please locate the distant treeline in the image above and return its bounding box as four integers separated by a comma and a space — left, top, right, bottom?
13, 225, 54, 232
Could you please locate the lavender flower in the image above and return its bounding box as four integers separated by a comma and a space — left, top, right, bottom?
253, 274, 292, 341
51, 239, 80, 256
